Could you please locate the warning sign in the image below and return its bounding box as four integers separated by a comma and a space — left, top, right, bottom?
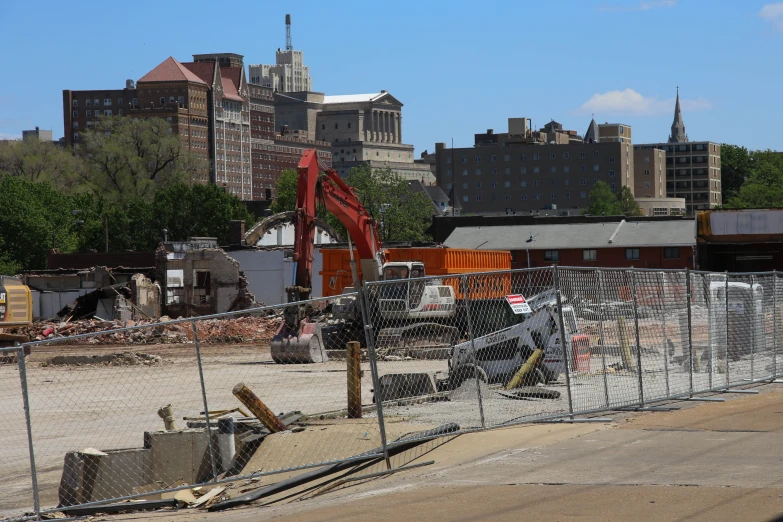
506, 294, 532, 315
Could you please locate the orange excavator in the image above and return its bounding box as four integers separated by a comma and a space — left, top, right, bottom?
270, 149, 458, 363
270, 150, 386, 363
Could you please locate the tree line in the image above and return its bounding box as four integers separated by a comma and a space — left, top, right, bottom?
0, 117, 253, 274
719, 144, 783, 208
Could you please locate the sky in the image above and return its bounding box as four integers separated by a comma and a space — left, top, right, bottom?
1, 0, 781, 153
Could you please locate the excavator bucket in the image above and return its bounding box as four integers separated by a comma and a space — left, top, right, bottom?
270, 319, 329, 364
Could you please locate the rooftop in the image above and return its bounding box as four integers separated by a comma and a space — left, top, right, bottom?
443, 219, 695, 251
138, 57, 206, 85
322, 93, 385, 104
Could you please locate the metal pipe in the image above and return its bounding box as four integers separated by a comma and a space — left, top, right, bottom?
774, 271, 778, 377
157, 404, 177, 431
462, 276, 486, 428
553, 265, 575, 418
750, 273, 756, 380
658, 271, 670, 398
232, 383, 287, 433
725, 272, 730, 387
686, 268, 694, 396
630, 268, 644, 406
193, 321, 218, 481
17, 344, 41, 521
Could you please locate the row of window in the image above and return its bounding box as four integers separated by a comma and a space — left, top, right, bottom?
72, 109, 124, 121
449, 178, 613, 190
463, 192, 589, 202
448, 165, 614, 176
542, 247, 680, 262
447, 151, 603, 163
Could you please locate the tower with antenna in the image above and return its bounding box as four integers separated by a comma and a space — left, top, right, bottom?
285, 14, 292, 51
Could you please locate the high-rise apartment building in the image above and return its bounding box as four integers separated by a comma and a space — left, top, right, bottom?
434, 118, 634, 215
249, 15, 312, 93
635, 89, 721, 212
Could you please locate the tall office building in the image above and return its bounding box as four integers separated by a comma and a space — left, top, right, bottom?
248, 15, 313, 93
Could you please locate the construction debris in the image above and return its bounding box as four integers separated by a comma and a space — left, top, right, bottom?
42, 351, 163, 367
3, 314, 282, 345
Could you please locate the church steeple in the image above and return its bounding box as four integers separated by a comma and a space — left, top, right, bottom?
668, 87, 688, 143
584, 116, 600, 144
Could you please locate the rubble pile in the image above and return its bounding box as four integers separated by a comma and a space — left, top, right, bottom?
2, 315, 283, 346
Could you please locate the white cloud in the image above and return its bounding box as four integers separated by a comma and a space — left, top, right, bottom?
598, 0, 676, 12
576, 88, 712, 116
759, 3, 783, 30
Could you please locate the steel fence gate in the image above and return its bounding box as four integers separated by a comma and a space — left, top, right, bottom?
3, 267, 783, 521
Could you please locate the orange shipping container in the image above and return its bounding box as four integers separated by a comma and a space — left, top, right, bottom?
320, 248, 511, 298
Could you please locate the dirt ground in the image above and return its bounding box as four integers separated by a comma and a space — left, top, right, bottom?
109, 385, 783, 522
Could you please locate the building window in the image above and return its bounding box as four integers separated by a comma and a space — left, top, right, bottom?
463, 169, 468, 176
504, 154, 510, 161
533, 167, 540, 174
348, 122, 351, 128
644, 169, 650, 176
475, 169, 482, 176
521, 167, 527, 174
580, 191, 587, 199
463, 195, 468, 202
520, 154, 526, 160
94, 99, 99, 106
580, 152, 586, 159
644, 181, 651, 188
644, 157, 650, 164
476, 195, 482, 201
580, 178, 586, 185
620, 126, 625, 134
534, 193, 541, 200
625, 248, 640, 260
551, 193, 557, 200
104, 110, 112, 116
72, 121, 78, 128
73, 132, 79, 140
533, 153, 540, 160
663, 247, 680, 259
504, 181, 511, 188
491, 168, 497, 174
609, 170, 616, 177
492, 194, 497, 201
132, 98, 137, 106
167, 117, 173, 123
549, 153, 556, 159
86, 121, 92, 129
611, 183, 616, 190
521, 194, 527, 200
594, 151, 599, 158
490, 155, 497, 162
593, 164, 599, 171
609, 156, 615, 163
564, 192, 570, 199
461, 156, 467, 163
564, 179, 570, 186
492, 181, 497, 188
534, 180, 541, 186
583, 249, 597, 261
476, 182, 481, 188
160, 97, 165, 105
552, 179, 557, 186
550, 166, 556, 173
544, 250, 559, 262
334, 123, 338, 129
447, 169, 452, 177
446, 156, 452, 163
563, 152, 570, 159
564, 166, 570, 173
72, 110, 78, 118
505, 167, 511, 175
580, 165, 586, 171
521, 180, 527, 187
86, 110, 91, 117
473, 155, 481, 162
462, 183, 468, 189
505, 194, 511, 200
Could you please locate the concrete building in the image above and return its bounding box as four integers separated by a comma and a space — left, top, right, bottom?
633, 147, 666, 199
22, 127, 53, 142
696, 209, 783, 271
274, 90, 433, 182
636, 197, 686, 217
248, 15, 312, 93
434, 118, 634, 215
635, 89, 722, 212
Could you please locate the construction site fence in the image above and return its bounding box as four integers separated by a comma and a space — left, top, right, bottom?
2, 267, 782, 520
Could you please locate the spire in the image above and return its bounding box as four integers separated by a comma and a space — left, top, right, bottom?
669, 86, 688, 143
448, 184, 462, 214
584, 117, 600, 144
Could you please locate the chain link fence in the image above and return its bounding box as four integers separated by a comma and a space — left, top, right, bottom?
2, 267, 781, 520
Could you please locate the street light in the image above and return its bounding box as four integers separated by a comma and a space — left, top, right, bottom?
72, 209, 109, 253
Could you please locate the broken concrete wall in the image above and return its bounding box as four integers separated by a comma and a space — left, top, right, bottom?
130, 274, 160, 319
157, 243, 257, 318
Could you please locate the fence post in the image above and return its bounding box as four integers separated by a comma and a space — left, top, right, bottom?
630, 268, 645, 407
686, 268, 694, 396
461, 275, 486, 429
17, 343, 41, 520
658, 272, 671, 398
346, 341, 362, 419
725, 272, 730, 387
750, 274, 756, 381
553, 265, 574, 419
774, 271, 778, 378
357, 284, 390, 467
596, 269, 610, 409
191, 321, 218, 481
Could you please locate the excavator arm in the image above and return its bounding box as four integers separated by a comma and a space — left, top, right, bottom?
287, 149, 384, 302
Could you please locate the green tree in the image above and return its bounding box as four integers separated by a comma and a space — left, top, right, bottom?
0, 138, 84, 190
0, 175, 84, 273
269, 168, 297, 213
78, 117, 205, 204
719, 144, 752, 201
587, 181, 621, 215
723, 149, 783, 208
616, 186, 643, 216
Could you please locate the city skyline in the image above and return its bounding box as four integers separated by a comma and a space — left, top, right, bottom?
0, 1, 781, 153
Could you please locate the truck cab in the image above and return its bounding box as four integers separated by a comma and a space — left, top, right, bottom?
377, 262, 456, 320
